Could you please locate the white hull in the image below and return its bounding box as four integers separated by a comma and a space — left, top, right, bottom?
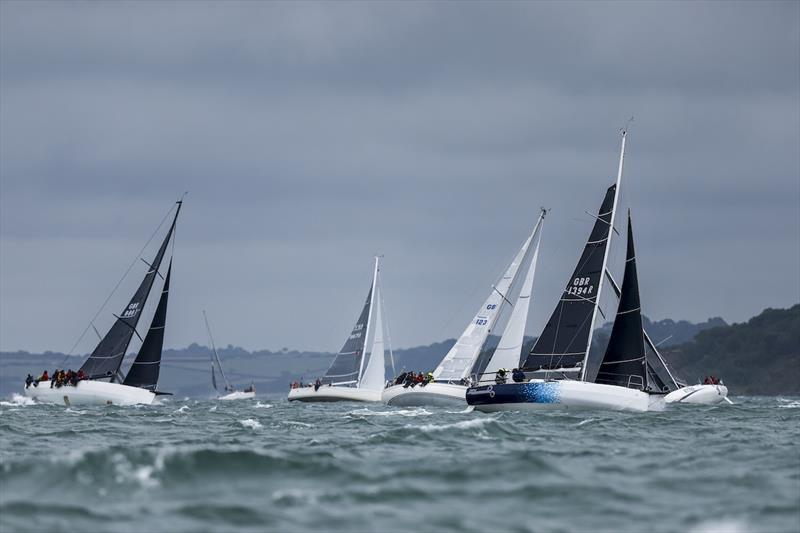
23, 380, 156, 406
471, 380, 664, 413
288, 386, 382, 403
382, 382, 466, 406
664, 384, 728, 405
218, 391, 256, 401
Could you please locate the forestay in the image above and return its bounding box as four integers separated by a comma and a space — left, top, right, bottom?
483, 211, 546, 377
433, 228, 536, 382
359, 276, 385, 391
523, 184, 616, 374
80, 203, 181, 380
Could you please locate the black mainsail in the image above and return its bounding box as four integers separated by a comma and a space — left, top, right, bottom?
80, 202, 182, 380
322, 285, 372, 386
594, 213, 648, 390
122, 261, 172, 391
522, 184, 616, 374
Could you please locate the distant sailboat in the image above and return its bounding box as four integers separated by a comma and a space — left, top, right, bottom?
383, 210, 546, 406
204, 311, 255, 401
288, 256, 390, 403
23, 199, 183, 406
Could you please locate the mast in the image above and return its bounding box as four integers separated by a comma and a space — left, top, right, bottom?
203, 310, 232, 391
579, 130, 626, 382
80, 200, 182, 380
357, 256, 380, 385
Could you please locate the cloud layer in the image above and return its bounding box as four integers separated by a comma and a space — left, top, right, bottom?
1, 1, 798, 353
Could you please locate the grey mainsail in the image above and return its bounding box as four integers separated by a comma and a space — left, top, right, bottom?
80, 201, 182, 380
523, 185, 616, 374
122, 261, 172, 391
322, 285, 373, 385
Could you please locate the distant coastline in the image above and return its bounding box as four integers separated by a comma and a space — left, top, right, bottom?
2, 305, 797, 398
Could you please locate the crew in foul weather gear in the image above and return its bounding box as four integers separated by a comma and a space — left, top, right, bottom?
495, 368, 508, 384
512, 368, 525, 383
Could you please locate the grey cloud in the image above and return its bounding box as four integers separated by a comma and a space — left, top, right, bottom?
1, 1, 797, 354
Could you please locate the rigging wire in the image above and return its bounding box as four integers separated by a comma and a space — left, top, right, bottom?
58, 199, 181, 368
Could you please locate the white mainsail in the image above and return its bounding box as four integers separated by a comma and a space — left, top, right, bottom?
484, 211, 546, 377
432, 227, 537, 382
359, 278, 386, 391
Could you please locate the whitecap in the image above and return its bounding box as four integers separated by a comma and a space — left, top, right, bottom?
254, 402, 273, 409
347, 407, 432, 417
209, 405, 218, 412
175, 405, 190, 414
689, 518, 750, 533
0, 394, 36, 407
283, 420, 313, 427
412, 418, 495, 433
239, 418, 262, 429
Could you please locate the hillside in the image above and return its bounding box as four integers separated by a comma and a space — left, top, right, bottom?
2, 308, 796, 397
662, 305, 800, 395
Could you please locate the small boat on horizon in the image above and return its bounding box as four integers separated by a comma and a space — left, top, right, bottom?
204, 311, 256, 401
23, 199, 183, 406
288, 256, 392, 403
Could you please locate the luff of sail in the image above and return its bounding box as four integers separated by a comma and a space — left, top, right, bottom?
594, 213, 648, 390
522, 185, 616, 375
80, 202, 182, 380
204, 310, 232, 392
433, 227, 536, 382
122, 261, 172, 391
358, 270, 385, 391
323, 284, 373, 386
483, 210, 546, 377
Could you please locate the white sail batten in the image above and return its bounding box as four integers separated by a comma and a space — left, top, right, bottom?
359, 280, 386, 391
432, 228, 536, 382
484, 212, 546, 377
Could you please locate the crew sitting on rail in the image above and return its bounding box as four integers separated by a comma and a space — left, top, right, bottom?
314, 378, 322, 391
495, 368, 508, 384
512, 368, 526, 383
33, 369, 49, 387
403, 372, 416, 388
394, 372, 407, 386
421, 372, 434, 386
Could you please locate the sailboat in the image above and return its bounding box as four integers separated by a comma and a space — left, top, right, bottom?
383, 210, 546, 406
288, 256, 391, 402
23, 200, 183, 406
466, 131, 727, 412
204, 311, 256, 401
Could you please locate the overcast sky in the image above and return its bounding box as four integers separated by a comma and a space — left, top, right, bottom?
1, 1, 798, 354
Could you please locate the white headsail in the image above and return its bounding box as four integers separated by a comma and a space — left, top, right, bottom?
483, 210, 546, 377
359, 270, 386, 391
432, 227, 537, 382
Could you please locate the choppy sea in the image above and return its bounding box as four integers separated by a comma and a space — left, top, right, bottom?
1, 395, 798, 533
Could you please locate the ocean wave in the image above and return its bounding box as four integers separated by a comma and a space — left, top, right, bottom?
0, 394, 36, 407
346, 407, 432, 418
689, 518, 751, 533
412, 417, 497, 433
239, 418, 262, 429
